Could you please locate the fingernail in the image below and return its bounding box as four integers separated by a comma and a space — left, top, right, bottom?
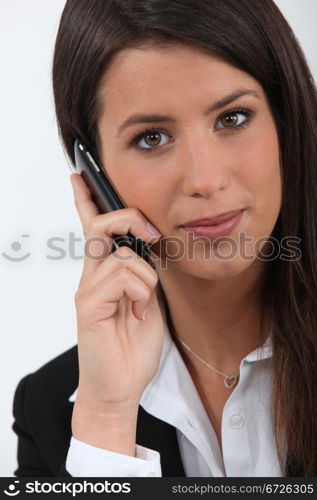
146, 222, 161, 236
142, 308, 148, 321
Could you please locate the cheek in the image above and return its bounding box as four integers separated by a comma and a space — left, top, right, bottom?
233, 117, 281, 197
253, 131, 281, 211
104, 164, 169, 223
100, 146, 149, 206
239, 125, 282, 239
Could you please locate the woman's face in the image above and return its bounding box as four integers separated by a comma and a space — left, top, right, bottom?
96, 43, 282, 280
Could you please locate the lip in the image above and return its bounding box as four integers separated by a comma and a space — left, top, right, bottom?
180, 209, 244, 227
180, 209, 245, 240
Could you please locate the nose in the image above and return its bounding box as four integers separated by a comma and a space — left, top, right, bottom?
180, 130, 229, 198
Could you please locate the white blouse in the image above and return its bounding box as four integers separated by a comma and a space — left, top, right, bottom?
66, 319, 284, 477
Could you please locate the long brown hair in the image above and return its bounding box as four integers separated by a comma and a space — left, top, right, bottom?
52, 0, 317, 475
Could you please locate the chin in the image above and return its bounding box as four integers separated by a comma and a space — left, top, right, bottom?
166, 255, 254, 281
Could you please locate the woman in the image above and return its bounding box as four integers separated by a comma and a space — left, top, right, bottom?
13, 0, 317, 477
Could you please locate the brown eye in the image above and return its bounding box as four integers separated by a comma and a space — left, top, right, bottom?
144, 132, 161, 147
220, 112, 239, 128
133, 129, 170, 151
216, 109, 251, 131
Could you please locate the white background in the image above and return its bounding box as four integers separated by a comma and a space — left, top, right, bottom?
0, 0, 316, 477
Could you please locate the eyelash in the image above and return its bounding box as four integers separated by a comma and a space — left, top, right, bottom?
130, 107, 254, 153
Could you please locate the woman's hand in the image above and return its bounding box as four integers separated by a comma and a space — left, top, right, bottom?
69, 173, 165, 451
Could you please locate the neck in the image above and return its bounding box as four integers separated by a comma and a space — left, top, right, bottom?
156, 259, 270, 377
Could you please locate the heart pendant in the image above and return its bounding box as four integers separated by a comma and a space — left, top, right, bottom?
224, 375, 237, 389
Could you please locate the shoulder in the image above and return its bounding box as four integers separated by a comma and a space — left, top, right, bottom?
14, 345, 78, 421
12, 346, 78, 476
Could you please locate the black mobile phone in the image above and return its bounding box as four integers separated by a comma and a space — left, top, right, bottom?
73, 139, 155, 265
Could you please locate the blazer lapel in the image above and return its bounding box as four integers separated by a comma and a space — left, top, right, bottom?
136, 406, 185, 477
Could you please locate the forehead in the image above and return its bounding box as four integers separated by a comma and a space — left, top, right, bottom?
97, 43, 262, 116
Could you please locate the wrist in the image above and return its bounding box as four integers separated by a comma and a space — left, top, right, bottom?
71, 396, 139, 456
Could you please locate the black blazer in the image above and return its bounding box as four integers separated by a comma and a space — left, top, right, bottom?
12, 345, 185, 477
12, 346, 302, 477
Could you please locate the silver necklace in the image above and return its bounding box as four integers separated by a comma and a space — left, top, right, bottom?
174, 335, 239, 389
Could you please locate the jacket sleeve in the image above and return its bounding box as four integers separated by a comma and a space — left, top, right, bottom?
12, 375, 60, 477
12, 375, 161, 477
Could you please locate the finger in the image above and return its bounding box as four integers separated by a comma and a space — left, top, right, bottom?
82, 208, 162, 277
77, 267, 152, 323
87, 245, 159, 291
70, 173, 99, 233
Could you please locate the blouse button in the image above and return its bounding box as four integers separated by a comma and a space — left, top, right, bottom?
187, 419, 194, 428
229, 413, 245, 429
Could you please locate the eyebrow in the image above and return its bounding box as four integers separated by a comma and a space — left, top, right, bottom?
117, 89, 260, 136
